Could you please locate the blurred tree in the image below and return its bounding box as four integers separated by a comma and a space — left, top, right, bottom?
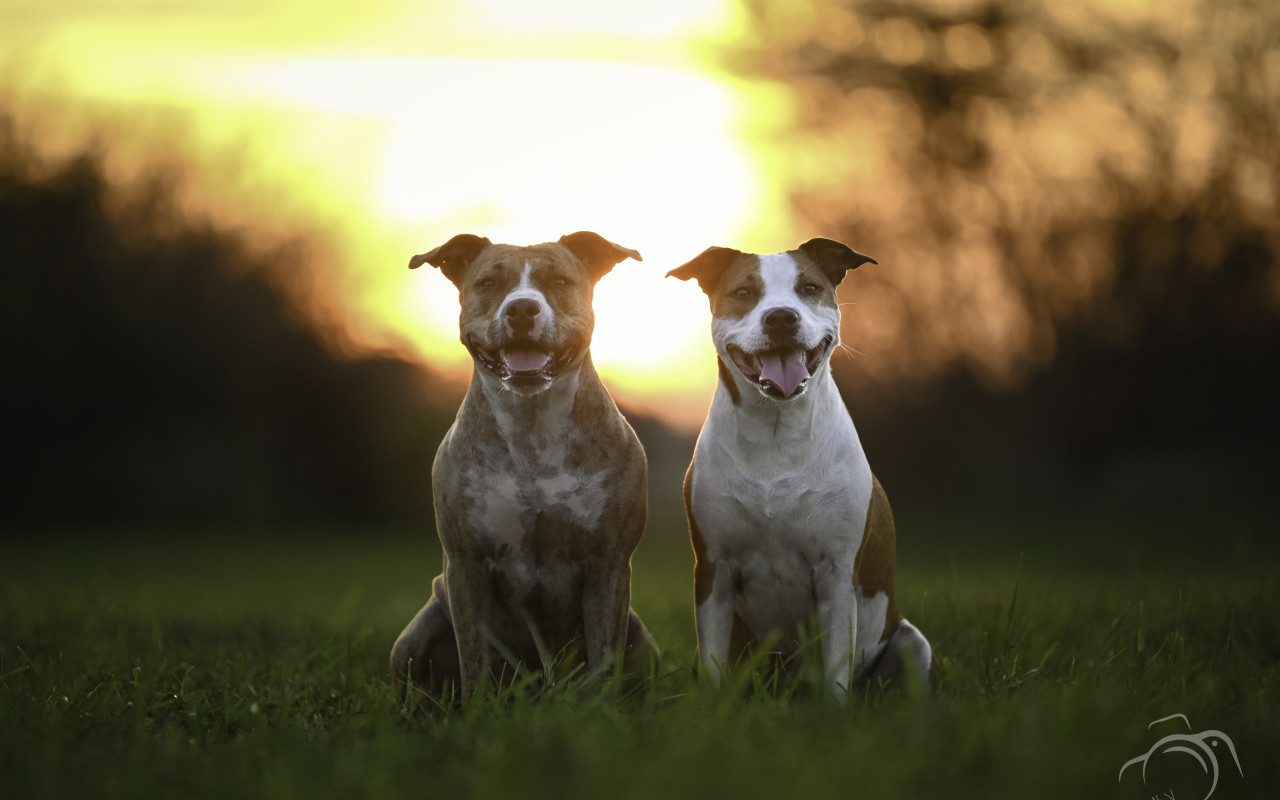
0, 111, 694, 531
730, 0, 1280, 504
0, 113, 461, 528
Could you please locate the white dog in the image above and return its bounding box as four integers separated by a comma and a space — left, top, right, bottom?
667, 238, 934, 699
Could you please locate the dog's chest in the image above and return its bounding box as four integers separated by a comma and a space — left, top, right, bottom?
464, 448, 603, 560
694, 417, 872, 553
466, 464, 608, 547
702, 468, 868, 567
693, 423, 874, 634
715, 471, 868, 638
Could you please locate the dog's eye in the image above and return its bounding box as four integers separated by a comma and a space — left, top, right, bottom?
801, 283, 822, 295
476, 277, 496, 290
733, 286, 753, 298
553, 277, 572, 288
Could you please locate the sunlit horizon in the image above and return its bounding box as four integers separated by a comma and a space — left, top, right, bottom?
3, 0, 794, 431
6, 0, 1240, 433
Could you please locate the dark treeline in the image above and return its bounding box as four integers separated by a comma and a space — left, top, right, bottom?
732, 0, 1280, 511
0, 115, 462, 527
0, 113, 694, 531
5, 9, 1278, 533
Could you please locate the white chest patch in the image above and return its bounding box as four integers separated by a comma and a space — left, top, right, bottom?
465, 466, 607, 546
480, 471, 525, 547
533, 470, 607, 528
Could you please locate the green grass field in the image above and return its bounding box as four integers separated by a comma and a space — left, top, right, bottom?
2, 506, 1276, 799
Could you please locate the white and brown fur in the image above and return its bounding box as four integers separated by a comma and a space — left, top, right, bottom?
667, 238, 934, 700
391, 232, 660, 704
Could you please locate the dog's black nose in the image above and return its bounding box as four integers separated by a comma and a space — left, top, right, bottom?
506, 299, 540, 320
762, 307, 799, 331
505, 298, 541, 335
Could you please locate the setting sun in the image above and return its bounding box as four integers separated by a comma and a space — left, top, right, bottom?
237, 54, 770, 399
4, 0, 788, 429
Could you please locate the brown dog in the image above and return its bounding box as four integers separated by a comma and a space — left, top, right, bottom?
391, 232, 660, 704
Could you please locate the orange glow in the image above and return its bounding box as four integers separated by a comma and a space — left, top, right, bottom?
13, 1, 1230, 425
4, 0, 786, 432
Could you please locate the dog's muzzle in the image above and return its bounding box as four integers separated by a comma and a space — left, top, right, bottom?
727, 335, 834, 399
468, 336, 583, 390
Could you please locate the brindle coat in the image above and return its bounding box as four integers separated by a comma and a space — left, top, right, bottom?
390, 233, 659, 703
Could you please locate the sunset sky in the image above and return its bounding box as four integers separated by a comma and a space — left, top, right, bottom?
6, 0, 1239, 433
4, 0, 797, 429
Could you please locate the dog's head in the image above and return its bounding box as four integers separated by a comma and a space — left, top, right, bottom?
667, 238, 876, 401
411, 231, 641, 395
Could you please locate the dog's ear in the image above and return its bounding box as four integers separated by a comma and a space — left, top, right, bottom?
558, 231, 642, 281
665, 246, 742, 295
797, 238, 878, 286
408, 234, 492, 287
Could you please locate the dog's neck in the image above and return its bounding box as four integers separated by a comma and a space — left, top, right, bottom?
706, 357, 866, 487
464, 357, 592, 466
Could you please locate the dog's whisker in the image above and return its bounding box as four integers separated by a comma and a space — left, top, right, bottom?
837, 341, 865, 358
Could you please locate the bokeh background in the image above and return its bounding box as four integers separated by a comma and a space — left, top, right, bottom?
3, 0, 1277, 534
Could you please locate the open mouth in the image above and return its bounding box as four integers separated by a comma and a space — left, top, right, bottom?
727, 335, 833, 399
469, 338, 582, 387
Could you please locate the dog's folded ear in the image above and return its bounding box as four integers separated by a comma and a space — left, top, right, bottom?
409, 234, 493, 287
665, 246, 742, 296
558, 231, 642, 281
797, 238, 878, 286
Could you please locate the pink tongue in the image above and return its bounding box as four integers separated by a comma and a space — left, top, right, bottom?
504, 349, 550, 373
759, 350, 810, 397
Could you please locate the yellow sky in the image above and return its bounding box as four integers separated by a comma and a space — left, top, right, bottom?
4, 0, 796, 430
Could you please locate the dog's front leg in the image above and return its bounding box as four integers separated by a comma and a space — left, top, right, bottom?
694, 561, 736, 687
444, 555, 498, 702
814, 560, 858, 702
582, 557, 631, 674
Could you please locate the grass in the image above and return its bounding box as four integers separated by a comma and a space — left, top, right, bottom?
2, 506, 1277, 799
